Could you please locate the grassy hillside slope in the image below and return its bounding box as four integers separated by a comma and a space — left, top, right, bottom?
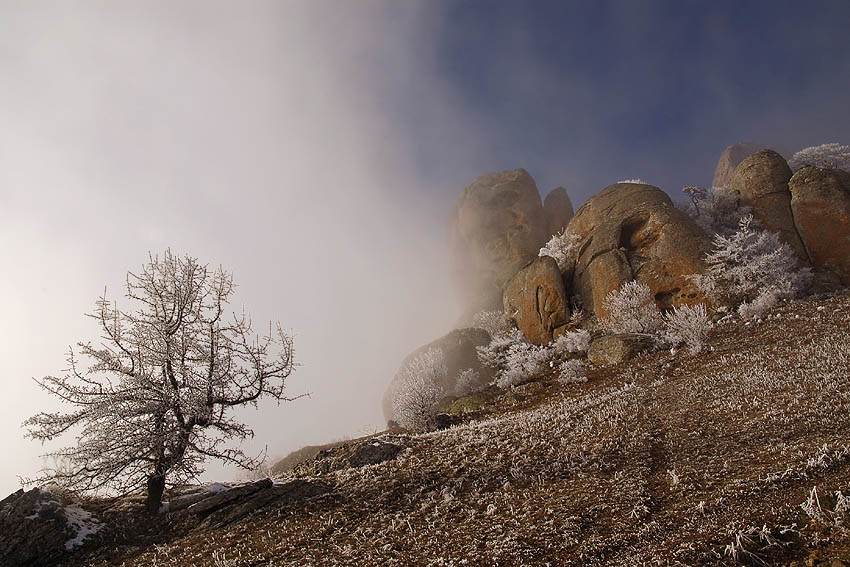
76, 292, 850, 567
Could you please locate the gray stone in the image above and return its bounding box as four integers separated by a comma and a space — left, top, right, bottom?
348, 441, 403, 468
543, 186, 575, 236
187, 478, 272, 517
588, 334, 655, 366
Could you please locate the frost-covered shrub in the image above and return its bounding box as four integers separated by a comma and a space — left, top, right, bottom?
618, 178, 645, 184
558, 359, 587, 383
552, 329, 591, 355
539, 229, 581, 272
472, 310, 511, 339
663, 304, 712, 354
476, 328, 527, 375
497, 341, 553, 388
681, 185, 750, 236
789, 142, 850, 172
601, 281, 664, 334
737, 292, 781, 321
454, 368, 480, 397
694, 215, 811, 311
391, 347, 447, 431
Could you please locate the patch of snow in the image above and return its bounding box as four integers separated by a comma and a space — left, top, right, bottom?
204, 482, 232, 494
63, 505, 102, 551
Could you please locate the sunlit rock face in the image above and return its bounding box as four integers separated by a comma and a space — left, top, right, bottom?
729, 149, 809, 261
712, 142, 763, 189
448, 169, 550, 325
566, 183, 711, 317
789, 165, 850, 284
503, 256, 570, 345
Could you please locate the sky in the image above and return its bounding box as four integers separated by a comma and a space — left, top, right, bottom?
1, 0, 849, 496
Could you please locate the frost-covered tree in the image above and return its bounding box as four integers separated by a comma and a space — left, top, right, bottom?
681, 185, 750, 236
601, 281, 664, 335
694, 215, 811, 314
24, 251, 296, 514
391, 348, 447, 432
471, 310, 511, 339
789, 143, 850, 172
538, 229, 581, 272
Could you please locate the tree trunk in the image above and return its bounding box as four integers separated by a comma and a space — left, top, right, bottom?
146, 474, 166, 514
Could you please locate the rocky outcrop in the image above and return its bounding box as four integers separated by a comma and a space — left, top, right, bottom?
789, 166, 850, 284
503, 256, 569, 344
348, 440, 403, 468
567, 183, 711, 316
587, 333, 655, 366
448, 169, 550, 323
729, 150, 809, 260
543, 186, 574, 236
712, 142, 763, 188
0, 488, 101, 567
382, 328, 494, 423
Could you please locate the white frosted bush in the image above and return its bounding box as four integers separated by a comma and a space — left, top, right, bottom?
552, 329, 591, 354
472, 310, 511, 339
476, 328, 527, 375
737, 291, 780, 320
682, 185, 750, 236
558, 359, 587, 383
663, 304, 713, 354
601, 281, 664, 335
539, 229, 581, 272
695, 215, 810, 309
618, 178, 645, 184
496, 341, 553, 389
789, 142, 850, 172
391, 347, 447, 431
454, 368, 480, 397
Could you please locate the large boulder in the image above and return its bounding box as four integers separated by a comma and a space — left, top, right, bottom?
448, 169, 550, 323
789, 166, 850, 284
567, 183, 711, 317
543, 186, 574, 236
729, 149, 809, 260
382, 328, 494, 423
503, 256, 570, 344
712, 142, 763, 188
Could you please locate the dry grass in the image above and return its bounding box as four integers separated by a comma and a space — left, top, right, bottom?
66, 291, 850, 566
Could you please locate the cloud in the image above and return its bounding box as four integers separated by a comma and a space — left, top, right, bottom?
0, 1, 485, 493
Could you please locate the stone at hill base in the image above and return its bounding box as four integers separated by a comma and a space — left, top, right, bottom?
588, 333, 655, 366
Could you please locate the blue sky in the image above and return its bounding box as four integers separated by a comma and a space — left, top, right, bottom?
385, 0, 850, 205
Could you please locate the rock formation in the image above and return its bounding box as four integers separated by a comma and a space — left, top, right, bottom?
789, 166, 850, 284
382, 328, 494, 423
503, 256, 570, 344
587, 333, 655, 366
448, 169, 550, 323
712, 142, 763, 188
566, 182, 711, 317
543, 186, 574, 236
729, 150, 809, 261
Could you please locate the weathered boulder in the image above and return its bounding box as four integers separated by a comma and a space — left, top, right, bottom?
543, 186, 574, 236
712, 142, 763, 188
789, 166, 850, 284
588, 333, 655, 366
0, 488, 101, 567
729, 150, 809, 260
348, 440, 403, 468
448, 169, 550, 323
187, 478, 273, 517
567, 183, 711, 316
195, 479, 330, 532
503, 256, 570, 344
382, 328, 494, 423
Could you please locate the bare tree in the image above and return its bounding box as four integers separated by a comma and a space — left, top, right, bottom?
23, 250, 297, 513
